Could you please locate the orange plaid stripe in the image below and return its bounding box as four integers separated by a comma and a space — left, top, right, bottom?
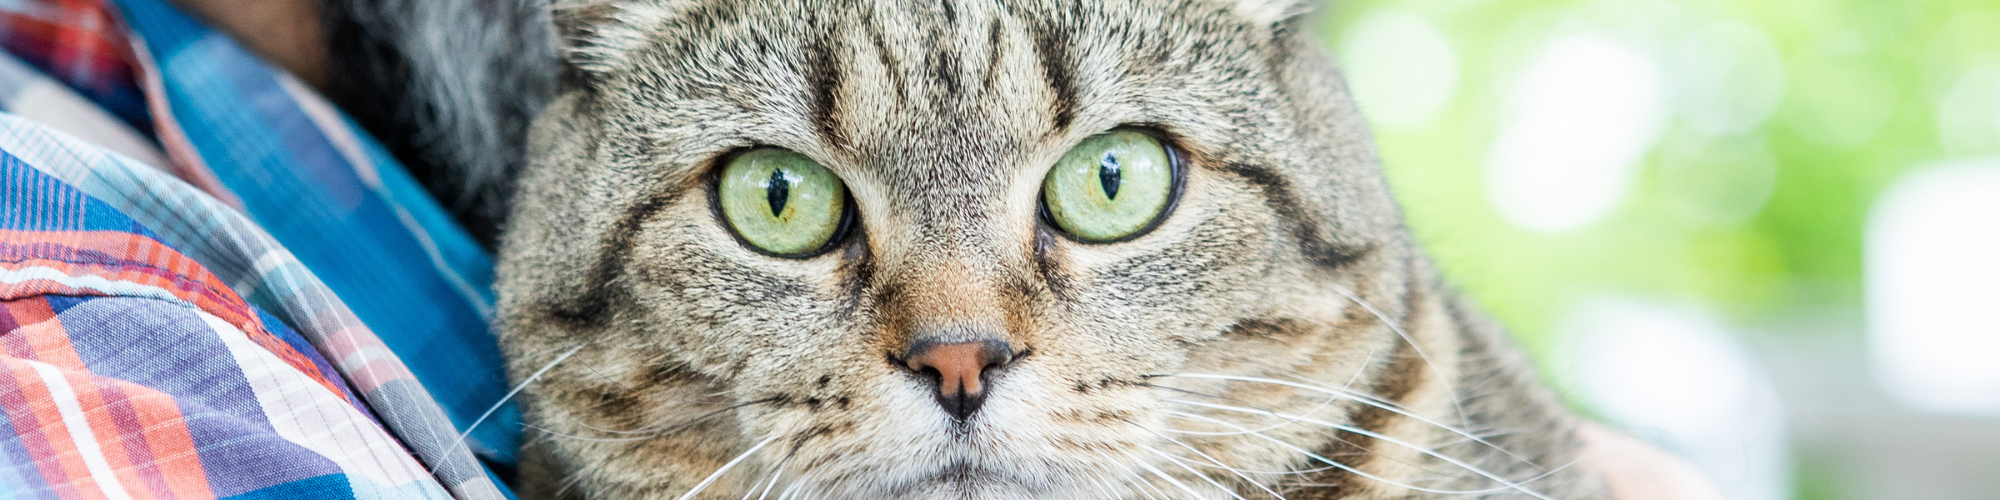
0, 229, 345, 399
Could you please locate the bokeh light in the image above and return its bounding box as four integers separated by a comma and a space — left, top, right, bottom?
1321, 0, 2000, 497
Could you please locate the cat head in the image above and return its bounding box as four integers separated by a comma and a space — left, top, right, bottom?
497, 0, 1455, 497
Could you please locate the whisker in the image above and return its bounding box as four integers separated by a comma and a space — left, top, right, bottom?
1148, 448, 1251, 500
1153, 412, 1349, 476
1153, 373, 1540, 468
1151, 392, 1342, 437
431, 343, 587, 475
675, 435, 778, 500
740, 463, 774, 500
569, 421, 661, 435
1329, 286, 1473, 427
755, 457, 788, 500
1167, 409, 1530, 497
1165, 399, 1554, 499
1099, 450, 1164, 500
527, 397, 780, 445
1083, 465, 1124, 500
554, 467, 587, 499
1129, 450, 1206, 499
462, 343, 585, 440
1129, 419, 1292, 499
776, 452, 820, 500
580, 358, 637, 389
523, 423, 662, 442
641, 397, 782, 433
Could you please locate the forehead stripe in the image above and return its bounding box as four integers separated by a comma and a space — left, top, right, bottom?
805, 31, 847, 148
1029, 23, 1077, 133
862, 10, 909, 103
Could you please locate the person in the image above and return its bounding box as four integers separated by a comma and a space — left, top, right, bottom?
0, 0, 512, 497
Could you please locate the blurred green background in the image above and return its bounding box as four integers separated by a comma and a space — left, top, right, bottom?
1320, 0, 1996, 357
1316, 0, 2000, 498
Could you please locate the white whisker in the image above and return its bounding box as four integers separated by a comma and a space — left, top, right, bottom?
1091, 465, 1123, 500
1153, 392, 1342, 437
674, 435, 778, 500
1148, 448, 1251, 500
1156, 373, 1539, 468
1167, 410, 1527, 496
523, 423, 662, 442
571, 419, 671, 435
462, 344, 585, 441
1132, 421, 1292, 499
1101, 450, 1166, 500
1152, 413, 1345, 476
756, 458, 788, 500
739, 464, 774, 500
1166, 400, 1554, 499
1330, 286, 1472, 427
431, 343, 586, 475
1132, 451, 1205, 499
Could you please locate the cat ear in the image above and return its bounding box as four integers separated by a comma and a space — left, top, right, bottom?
1226, 0, 1323, 26
549, 0, 685, 77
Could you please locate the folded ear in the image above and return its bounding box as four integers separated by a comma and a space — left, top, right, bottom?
1226, 0, 1322, 26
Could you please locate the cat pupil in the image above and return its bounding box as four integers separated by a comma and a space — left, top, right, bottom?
766, 169, 790, 216
1098, 151, 1122, 200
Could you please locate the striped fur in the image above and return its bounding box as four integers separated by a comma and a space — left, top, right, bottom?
493, 0, 1607, 498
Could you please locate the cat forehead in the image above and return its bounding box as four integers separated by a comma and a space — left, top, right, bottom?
558, 0, 1305, 71
561, 0, 1307, 185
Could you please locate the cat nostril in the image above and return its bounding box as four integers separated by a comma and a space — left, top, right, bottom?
896, 339, 1015, 420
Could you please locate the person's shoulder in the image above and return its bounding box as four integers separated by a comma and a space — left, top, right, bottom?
1581, 424, 1730, 500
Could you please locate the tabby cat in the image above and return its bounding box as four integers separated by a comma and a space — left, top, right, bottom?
492, 0, 1608, 498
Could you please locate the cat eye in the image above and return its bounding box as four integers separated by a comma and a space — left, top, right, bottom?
1041, 129, 1181, 242
715, 148, 850, 256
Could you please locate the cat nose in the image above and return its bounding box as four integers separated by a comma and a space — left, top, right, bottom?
897, 338, 1017, 420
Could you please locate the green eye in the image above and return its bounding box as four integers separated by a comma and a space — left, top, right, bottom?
717, 148, 848, 256
1041, 130, 1178, 242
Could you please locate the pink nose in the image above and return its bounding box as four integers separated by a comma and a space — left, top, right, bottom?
899, 339, 1015, 420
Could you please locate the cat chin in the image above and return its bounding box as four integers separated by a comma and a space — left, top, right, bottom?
810, 465, 1092, 500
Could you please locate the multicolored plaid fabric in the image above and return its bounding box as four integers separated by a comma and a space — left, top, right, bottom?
0, 50, 164, 170
108, 0, 518, 469
0, 113, 508, 498
0, 0, 146, 131
0, 0, 522, 498
0, 119, 457, 498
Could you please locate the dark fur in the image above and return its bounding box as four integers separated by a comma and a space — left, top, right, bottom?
321, 0, 561, 245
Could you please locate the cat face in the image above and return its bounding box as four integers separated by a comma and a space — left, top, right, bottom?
497, 1, 1535, 498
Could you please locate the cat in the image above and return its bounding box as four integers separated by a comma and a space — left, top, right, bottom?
474, 0, 1612, 498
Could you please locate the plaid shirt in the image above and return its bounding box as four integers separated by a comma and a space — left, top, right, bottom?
0, 0, 146, 131
0, 131, 450, 498
0, 0, 519, 498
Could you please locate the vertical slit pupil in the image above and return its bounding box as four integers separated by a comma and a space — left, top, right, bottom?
767, 168, 791, 217
1098, 151, 1122, 200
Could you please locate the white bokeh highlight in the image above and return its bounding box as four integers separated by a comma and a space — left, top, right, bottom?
1670, 21, 1786, 137
1658, 136, 1778, 227
1866, 159, 2000, 416
1339, 10, 1461, 130
1936, 64, 2000, 157
1484, 36, 1667, 232
1559, 299, 1789, 500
